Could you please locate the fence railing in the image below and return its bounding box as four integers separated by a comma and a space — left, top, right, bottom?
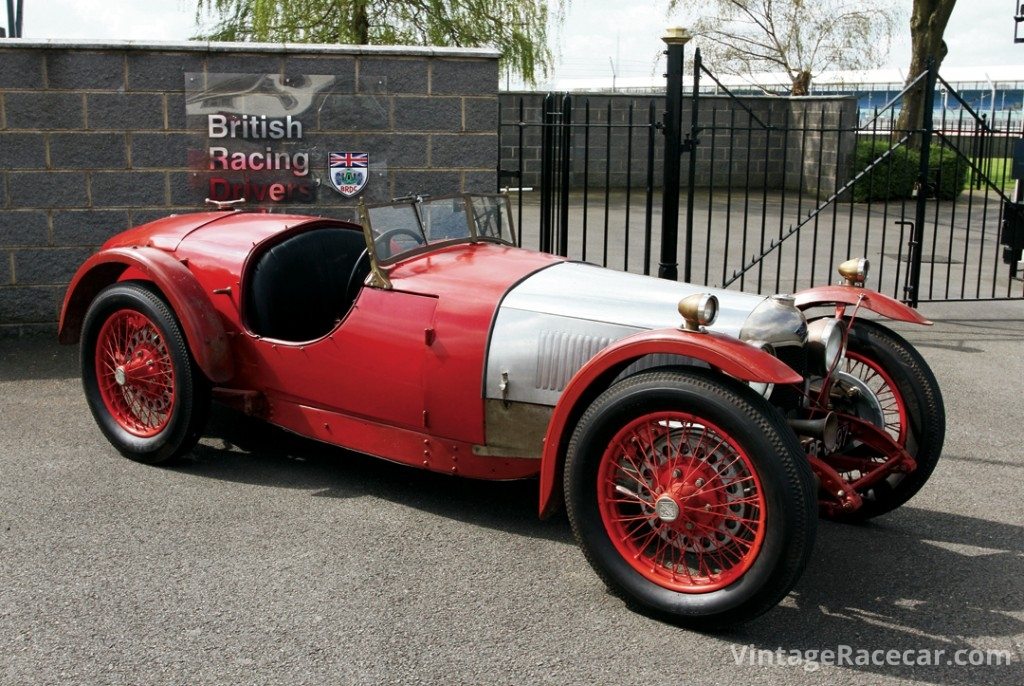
498, 55, 1024, 304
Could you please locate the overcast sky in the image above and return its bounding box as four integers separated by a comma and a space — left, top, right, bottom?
9, 0, 1023, 89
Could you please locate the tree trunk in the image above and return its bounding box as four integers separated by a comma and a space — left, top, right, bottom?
791, 70, 812, 96
896, 0, 957, 146
353, 0, 370, 44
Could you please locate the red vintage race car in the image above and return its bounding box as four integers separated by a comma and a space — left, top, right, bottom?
59, 193, 944, 628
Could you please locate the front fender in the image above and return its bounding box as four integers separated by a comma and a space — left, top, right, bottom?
58, 247, 233, 383
537, 328, 801, 518
793, 286, 932, 325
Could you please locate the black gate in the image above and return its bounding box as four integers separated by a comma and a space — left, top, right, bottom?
498, 53, 1024, 303
498, 92, 664, 274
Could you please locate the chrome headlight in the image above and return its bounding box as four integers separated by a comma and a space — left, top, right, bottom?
806, 318, 845, 374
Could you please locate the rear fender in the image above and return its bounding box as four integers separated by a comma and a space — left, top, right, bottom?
537, 328, 802, 518
794, 286, 932, 325
58, 247, 233, 383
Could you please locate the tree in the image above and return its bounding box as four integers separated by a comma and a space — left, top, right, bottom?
894, 0, 957, 141
195, 0, 560, 84
667, 0, 899, 95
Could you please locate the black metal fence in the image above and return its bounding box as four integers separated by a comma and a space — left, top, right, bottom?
499, 93, 664, 274
498, 53, 1024, 303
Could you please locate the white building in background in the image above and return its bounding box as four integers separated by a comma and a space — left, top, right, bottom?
536, 65, 1024, 129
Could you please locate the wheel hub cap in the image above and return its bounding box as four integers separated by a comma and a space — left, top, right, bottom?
654, 495, 680, 522
114, 366, 126, 386
655, 461, 727, 531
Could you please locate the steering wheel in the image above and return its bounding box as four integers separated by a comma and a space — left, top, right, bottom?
345, 229, 426, 306
374, 227, 425, 259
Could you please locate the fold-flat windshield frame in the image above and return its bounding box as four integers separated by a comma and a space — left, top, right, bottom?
358, 193, 516, 277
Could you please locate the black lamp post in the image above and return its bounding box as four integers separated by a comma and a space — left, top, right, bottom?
658, 26, 692, 281
4, 0, 23, 38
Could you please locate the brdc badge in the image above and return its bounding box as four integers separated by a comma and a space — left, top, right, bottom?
328, 152, 369, 197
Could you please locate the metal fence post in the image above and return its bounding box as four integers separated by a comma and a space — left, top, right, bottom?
539, 93, 555, 254
907, 58, 937, 308
683, 48, 702, 283
558, 94, 573, 256
658, 27, 692, 280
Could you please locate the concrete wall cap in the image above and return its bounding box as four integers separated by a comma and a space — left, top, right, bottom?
0, 37, 500, 59
501, 90, 857, 102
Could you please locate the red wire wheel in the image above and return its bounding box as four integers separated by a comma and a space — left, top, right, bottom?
93, 309, 177, 437
842, 350, 909, 445
81, 283, 210, 464
565, 370, 816, 626
596, 411, 767, 593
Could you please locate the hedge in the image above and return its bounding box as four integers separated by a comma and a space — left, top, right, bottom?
851, 139, 968, 202
929, 145, 970, 200
851, 139, 917, 201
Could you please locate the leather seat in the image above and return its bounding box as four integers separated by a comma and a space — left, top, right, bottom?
246, 227, 368, 341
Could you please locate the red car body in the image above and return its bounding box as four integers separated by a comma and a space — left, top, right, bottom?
59, 207, 834, 493
58, 199, 943, 627
58, 208, 925, 492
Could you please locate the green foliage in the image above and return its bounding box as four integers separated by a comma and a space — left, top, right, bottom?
929, 146, 968, 200
851, 139, 968, 202
851, 139, 917, 202
974, 157, 1016, 194
194, 0, 561, 84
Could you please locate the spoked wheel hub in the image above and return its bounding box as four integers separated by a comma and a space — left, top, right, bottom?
821, 350, 912, 487
841, 351, 909, 444
94, 309, 176, 437
598, 411, 766, 593
652, 460, 726, 533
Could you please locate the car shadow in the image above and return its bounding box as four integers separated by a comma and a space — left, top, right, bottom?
726, 507, 1024, 685
893, 316, 1024, 354
189, 405, 1022, 684
183, 404, 572, 544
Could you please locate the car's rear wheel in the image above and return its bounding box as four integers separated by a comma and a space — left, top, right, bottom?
564, 369, 816, 628
81, 282, 209, 464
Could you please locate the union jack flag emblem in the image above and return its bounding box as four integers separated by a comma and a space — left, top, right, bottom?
328, 151, 369, 197
329, 152, 368, 168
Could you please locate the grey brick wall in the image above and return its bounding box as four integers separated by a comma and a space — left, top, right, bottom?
499, 92, 857, 195
0, 40, 499, 335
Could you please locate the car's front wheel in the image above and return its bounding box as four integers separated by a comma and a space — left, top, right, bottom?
564, 369, 817, 628
81, 282, 209, 464
829, 318, 945, 520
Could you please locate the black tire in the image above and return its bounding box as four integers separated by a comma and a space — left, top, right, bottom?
831, 318, 945, 521
564, 369, 817, 629
80, 282, 210, 465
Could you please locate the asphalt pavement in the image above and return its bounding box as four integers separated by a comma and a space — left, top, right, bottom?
1, 300, 1023, 685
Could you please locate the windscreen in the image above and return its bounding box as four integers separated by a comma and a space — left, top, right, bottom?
365, 194, 515, 265
468, 195, 515, 244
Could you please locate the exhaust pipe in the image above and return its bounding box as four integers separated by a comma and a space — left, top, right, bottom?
788, 412, 839, 453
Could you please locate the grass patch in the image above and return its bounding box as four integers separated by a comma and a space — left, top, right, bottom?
972, 157, 1017, 194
